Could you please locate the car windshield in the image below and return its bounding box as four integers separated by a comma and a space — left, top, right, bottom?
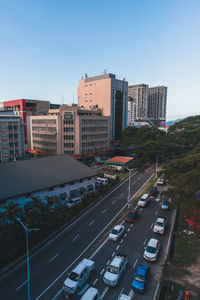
146, 246, 156, 254
69, 272, 79, 281
156, 221, 164, 227
163, 201, 169, 206
134, 273, 145, 282
108, 266, 119, 274
140, 199, 145, 202
111, 229, 118, 235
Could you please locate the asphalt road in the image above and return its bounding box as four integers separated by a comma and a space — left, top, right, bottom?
56, 184, 174, 300
0, 164, 156, 300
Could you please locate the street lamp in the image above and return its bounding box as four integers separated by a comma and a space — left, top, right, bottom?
15, 217, 40, 300
126, 168, 134, 208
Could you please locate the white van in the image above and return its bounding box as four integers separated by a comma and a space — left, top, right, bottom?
66, 197, 82, 208
137, 193, 150, 207
96, 177, 108, 186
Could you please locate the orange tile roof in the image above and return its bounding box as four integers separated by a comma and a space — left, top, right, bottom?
106, 156, 133, 164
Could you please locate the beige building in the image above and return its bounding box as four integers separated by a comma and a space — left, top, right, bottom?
0, 111, 25, 163
78, 73, 128, 141
30, 105, 110, 158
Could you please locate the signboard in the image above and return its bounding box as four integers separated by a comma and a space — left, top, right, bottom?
63, 111, 74, 120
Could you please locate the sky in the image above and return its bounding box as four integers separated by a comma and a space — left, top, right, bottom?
0, 0, 200, 121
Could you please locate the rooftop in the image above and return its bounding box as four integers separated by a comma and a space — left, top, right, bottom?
0, 155, 96, 201
105, 156, 134, 166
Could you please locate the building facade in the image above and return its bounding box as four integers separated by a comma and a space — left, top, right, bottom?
128, 97, 136, 126
30, 105, 110, 158
0, 111, 25, 163
148, 86, 167, 126
78, 73, 128, 141
128, 84, 149, 121
0, 99, 50, 146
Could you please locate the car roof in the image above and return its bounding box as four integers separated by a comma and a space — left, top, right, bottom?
73, 262, 86, 274
148, 238, 159, 247
137, 264, 149, 275
111, 256, 122, 268
157, 217, 165, 222
81, 287, 98, 299
141, 193, 149, 199
113, 224, 123, 231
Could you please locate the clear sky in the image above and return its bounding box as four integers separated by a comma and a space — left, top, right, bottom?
0, 0, 199, 120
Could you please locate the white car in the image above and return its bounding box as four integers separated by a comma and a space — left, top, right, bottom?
81, 287, 101, 300
153, 217, 166, 234
143, 238, 160, 262
157, 178, 165, 185
108, 225, 125, 241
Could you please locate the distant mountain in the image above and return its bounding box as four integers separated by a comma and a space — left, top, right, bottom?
166, 118, 184, 125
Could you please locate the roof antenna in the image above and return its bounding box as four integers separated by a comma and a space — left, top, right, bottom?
62, 95, 64, 105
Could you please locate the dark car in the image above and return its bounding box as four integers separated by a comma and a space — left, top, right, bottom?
149, 186, 158, 197
125, 209, 139, 222
132, 263, 150, 293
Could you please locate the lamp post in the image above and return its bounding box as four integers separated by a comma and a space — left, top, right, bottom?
15, 217, 40, 300
126, 168, 134, 208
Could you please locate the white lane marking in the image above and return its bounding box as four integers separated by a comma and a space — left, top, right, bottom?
101, 286, 109, 299
49, 253, 59, 263
139, 208, 142, 213
153, 283, 160, 300
112, 200, 116, 204
100, 268, 105, 275
133, 181, 135, 184
143, 238, 147, 246
16, 280, 28, 291
116, 245, 120, 250
36, 170, 154, 300
112, 251, 115, 257
128, 228, 130, 232
89, 220, 95, 226
151, 223, 154, 229
130, 224, 133, 227
120, 239, 124, 244
72, 234, 79, 242
106, 260, 110, 266
90, 238, 108, 259
120, 192, 124, 197
128, 289, 134, 298
124, 233, 127, 237
155, 211, 158, 216
133, 258, 138, 269
101, 209, 107, 214
120, 220, 125, 225
93, 278, 98, 285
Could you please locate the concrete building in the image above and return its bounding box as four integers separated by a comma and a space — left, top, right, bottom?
30, 105, 110, 158
148, 86, 167, 126
0, 111, 25, 163
0, 99, 50, 146
104, 156, 134, 172
128, 84, 149, 121
0, 155, 96, 211
78, 73, 128, 142
128, 97, 136, 126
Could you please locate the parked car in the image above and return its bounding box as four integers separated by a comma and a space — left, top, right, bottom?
117, 293, 131, 300
137, 194, 150, 207
153, 217, 166, 234
108, 225, 125, 241
143, 238, 160, 262
96, 177, 108, 186
157, 177, 165, 185
63, 258, 94, 294
132, 263, 150, 293
81, 287, 101, 300
125, 209, 139, 223
66, 197, 82, 208
103, 254, 128, 286
161, 200, 170, 210
149, 186, 158, 197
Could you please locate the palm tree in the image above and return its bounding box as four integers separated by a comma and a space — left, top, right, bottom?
2, 202, 23, 224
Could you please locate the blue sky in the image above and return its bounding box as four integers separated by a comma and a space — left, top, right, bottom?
0, 0, 200, 120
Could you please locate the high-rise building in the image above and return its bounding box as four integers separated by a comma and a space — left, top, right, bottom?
30, 105, 110, 158
0, 99, 50, 146
78, 73, 128, 141
148, 86, 167, 126
128, 97, 136, 126
0, 111, 25, 163
128, 84, 149, 121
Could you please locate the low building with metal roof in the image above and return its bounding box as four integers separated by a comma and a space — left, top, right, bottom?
104, 156, 134, 171
0, 154, 96, 210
